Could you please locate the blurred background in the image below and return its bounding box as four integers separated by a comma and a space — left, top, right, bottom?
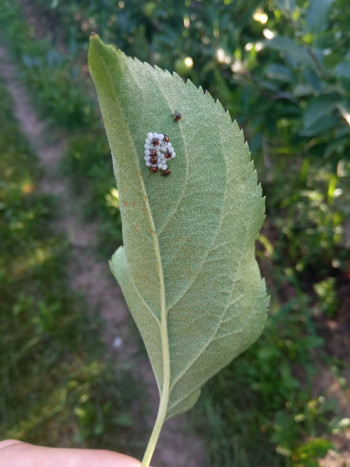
1, 0, 349, 466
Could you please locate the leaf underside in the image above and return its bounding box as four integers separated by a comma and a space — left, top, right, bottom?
89, 36, 269, 420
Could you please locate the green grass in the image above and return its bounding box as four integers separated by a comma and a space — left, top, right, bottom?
0, 77, 142, 455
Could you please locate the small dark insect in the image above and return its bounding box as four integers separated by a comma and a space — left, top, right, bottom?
163, 134, 169, 143
164, 150, 171, 160
150, 149, 158, 164
151, 137, 160, 146
162, 168, 171, 176
150, 167, 158, 173
172, 111, 182, 122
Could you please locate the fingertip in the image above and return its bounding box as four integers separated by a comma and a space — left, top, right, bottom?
0, 439, 23, 450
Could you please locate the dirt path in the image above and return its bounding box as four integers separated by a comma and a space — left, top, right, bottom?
317, 288, 350, 467
0, 40, 205, 467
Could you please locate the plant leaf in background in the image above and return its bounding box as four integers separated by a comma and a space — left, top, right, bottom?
305, 0, 334, 32
88, 34, 268, 466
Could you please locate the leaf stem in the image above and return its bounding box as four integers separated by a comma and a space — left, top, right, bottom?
141, 382, 169, 467
140, 168, 171, 466
141, 262, 170, 466
142, 281, 170, 467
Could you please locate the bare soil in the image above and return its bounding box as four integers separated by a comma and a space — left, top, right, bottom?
316, 277, 350, 467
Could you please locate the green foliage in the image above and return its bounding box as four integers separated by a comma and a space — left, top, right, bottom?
30, 0, 350, 161
25, 63, 94, 128
267, 160, 350, 277
292, 438, 334, 466
314, 277, 339, 317
0, 1, 94, 129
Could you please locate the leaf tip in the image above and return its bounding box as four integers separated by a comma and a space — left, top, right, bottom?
89, 32, 102, 48
88, 32, 102, 57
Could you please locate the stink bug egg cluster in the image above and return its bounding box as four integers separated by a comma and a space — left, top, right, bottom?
144, 132, 176, 175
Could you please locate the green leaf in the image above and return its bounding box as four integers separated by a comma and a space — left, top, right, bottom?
334, 62, 350, 80
265, 63, 295, 83
300, 115, 338, 137
292, 84, 316, 97
263, 37, 313, 68
294, 438, 334, 463
88, 35, 268, 463
302, 95, 339, 130
273, 0, 296, 13
306, 0, 334, 33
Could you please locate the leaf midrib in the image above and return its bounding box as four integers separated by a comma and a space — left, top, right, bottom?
98, 48, 171, 398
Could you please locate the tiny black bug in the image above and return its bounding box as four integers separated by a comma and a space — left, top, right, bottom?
151, 137, 160, 146
162, 168, 171, 176
164, 149, 171, 160
163, 134, 169, 143
150, 149, 158, 164
150, 167, 158, 173
172, 111, 182, 122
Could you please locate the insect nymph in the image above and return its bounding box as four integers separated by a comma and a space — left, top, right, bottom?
144, 132, 176, 175
171, 111, 182, 122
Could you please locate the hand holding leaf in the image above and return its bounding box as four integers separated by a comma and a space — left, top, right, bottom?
88, 35, 268, 466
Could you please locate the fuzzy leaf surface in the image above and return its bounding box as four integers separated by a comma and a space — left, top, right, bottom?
89, 35, 268, 419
